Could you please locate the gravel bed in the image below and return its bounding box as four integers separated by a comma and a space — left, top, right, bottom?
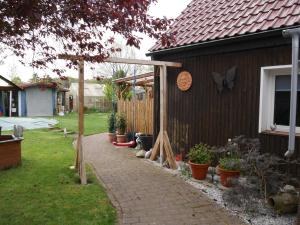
145, 159, 296, 225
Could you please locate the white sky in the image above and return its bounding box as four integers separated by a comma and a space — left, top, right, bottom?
0, 0, 191, 82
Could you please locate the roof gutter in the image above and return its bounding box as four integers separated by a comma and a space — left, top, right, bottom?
282, 27, 300, 158
146, 26, 300, 57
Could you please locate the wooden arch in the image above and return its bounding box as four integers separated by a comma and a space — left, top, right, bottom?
59, 54, 182, 184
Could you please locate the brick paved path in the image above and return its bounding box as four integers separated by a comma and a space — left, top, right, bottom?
84, 134, 246, 225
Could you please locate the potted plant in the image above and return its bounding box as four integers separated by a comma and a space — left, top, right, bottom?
116, 114, 127, 143
188, 143, 211, 180
107, 113, 116, 143
218, 156, 241, 187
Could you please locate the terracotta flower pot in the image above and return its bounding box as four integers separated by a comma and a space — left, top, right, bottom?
189, 161, 209, 180
176, 154, 183, 161
116, 134, 127, 143
108, 133, 116, 143
218, 166, 240, 187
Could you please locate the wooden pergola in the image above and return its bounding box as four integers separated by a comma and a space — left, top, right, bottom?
114, 71, 154, 87
59, 55, 182, 184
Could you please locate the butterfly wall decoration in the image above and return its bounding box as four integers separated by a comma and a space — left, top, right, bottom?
212, 66, 237, 93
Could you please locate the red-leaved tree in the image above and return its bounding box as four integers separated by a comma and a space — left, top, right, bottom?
0, 0, 175, 73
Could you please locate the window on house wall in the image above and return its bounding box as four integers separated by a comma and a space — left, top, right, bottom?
274, 75, 300, 126
259, 65, 300, 133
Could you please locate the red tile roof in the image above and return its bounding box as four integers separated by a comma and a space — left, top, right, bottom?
150, 0, 300, 51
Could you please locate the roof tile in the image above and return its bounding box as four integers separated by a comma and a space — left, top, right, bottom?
150, 0, 300, 51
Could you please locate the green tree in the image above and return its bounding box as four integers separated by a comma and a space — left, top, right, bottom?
30, 73, 39, 83
103, 70, 132, 101
11, 76, 22, 84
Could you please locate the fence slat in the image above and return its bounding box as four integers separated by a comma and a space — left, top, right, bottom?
117, 97, 153, 134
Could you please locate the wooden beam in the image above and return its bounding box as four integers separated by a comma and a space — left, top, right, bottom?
163, 131, 177, 169
105, 57, 182, 68
150, 131, 161, 160
78, 60, 87, 185
128, 78, 154, 85
58, 54, 83, 61
0, 86, 20, 91
9, 91, 12, 117
58, 54, 182, 68
159, 65, 165, 164
114, 72, 154, 83
0, 75, 22, 90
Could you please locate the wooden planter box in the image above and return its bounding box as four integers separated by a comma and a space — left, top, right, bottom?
0, 135, 23, 170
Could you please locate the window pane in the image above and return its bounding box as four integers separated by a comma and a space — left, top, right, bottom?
274, 75, 300, 126
275, 75, 300, 91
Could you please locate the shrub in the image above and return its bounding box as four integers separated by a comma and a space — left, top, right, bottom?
116, 114, 127, 134
188, 143, 211, 164
219, 157, 241, 171
107, 113, 116, 133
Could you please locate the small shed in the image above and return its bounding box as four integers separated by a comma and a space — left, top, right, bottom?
69, 83, 111, 112
19, 82, 58, 117
148, 0, 300, 165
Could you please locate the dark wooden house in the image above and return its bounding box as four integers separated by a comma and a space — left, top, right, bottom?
148, 0, 300, 169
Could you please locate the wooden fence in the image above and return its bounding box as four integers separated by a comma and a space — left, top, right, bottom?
117, 97, 153, 134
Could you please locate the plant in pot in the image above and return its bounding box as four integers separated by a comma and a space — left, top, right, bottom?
188, 143, 211, 180
116, 114, 127, 143
107, 113, 116, 143
218, 156, 241, 187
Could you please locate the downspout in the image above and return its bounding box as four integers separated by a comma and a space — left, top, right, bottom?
282, 27, 300, 157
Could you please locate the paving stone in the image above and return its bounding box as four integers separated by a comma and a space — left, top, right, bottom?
84, 134, 246, 225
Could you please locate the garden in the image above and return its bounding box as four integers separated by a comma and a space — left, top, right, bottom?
105, 109, 299, 225
0, 113, 116, 225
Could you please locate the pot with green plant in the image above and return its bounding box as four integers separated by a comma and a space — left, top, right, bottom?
116, 114, 127, 143
218, 156, 241, 187
107, 113, 116, 143
188, 143, 211, 180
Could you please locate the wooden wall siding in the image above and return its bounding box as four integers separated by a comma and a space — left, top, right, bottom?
118, 97, 153, 134
153, 45, 300, 159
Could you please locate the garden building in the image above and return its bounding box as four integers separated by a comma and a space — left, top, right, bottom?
69, 83, 111, 112
148, 0, 300, 172
0, 76, 68, 117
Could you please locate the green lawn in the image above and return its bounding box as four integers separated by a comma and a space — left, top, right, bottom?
0, 113, 116, 225
54, 112, 109, 136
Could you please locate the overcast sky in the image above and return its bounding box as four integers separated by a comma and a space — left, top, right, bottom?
0, 0, 191, 82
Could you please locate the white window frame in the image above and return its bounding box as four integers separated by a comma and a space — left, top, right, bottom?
259, 64, 300, 134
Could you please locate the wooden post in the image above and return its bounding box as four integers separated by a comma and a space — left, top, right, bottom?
78, 60, 87, 185
150, 66, 177, 169
9, 91, 12, 117
159, 66, 164, 164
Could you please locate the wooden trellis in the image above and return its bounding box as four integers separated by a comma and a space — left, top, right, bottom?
59, 55, 182, 184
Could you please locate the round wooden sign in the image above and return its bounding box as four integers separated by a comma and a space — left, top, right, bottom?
177, 71, 192, 91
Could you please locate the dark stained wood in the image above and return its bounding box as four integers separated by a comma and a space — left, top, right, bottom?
153, 43, 299, 166
0, 86, 19, 91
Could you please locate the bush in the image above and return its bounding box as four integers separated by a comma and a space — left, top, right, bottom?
116, 114, 127, 134
107, 113, 116, 133
219, 157, 241, 171
188, 143, 211, 164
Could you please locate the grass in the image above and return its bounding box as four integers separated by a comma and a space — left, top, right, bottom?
0, 113, 116, 225
53, 112, 109, 136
